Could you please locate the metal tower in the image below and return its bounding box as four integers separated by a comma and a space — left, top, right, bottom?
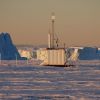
51, 12, 55, 48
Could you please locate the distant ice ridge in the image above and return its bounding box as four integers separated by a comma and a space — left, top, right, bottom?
0, 32, 26, 60
79, 47, 100, 60
69, 47, 100, 60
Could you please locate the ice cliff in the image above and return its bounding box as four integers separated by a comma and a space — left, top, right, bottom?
0, 32, 26, 60
78, 47, 100, 60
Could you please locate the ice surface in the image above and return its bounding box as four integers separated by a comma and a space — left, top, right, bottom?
0, 60, 100, 100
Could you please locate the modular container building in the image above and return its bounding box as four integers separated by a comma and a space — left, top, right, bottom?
37, 48, 67, 66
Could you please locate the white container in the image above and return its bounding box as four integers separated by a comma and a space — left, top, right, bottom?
37, 48, 66, 66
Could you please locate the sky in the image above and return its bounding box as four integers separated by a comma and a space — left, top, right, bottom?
0, 0, 100, 47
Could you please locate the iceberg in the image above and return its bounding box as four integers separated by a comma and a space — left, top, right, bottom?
0, 32, 26, 60
78, 47, 100, 60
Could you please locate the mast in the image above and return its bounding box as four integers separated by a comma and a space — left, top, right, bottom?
51, 12, 55, 48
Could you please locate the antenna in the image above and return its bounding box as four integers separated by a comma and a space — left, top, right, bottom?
51, 12, 55, 48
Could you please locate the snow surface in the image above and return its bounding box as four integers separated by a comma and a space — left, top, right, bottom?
0, 60, 100, 100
